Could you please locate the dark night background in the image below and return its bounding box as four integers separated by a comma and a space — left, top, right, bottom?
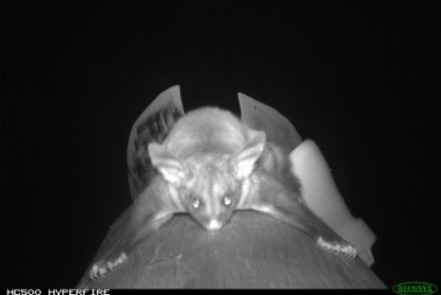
1, 0, 439, 288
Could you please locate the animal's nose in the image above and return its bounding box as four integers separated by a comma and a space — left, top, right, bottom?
206, 219, 222, 231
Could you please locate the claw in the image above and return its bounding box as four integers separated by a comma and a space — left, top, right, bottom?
89, 252, 129, 280
316, 236, 357, 259
107, 252, 128, 271
89, 262, 107, 280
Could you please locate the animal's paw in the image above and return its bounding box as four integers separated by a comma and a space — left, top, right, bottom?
89, 252, 128, 280
316, 236, 357, 259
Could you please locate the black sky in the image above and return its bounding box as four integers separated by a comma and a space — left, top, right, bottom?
1, 0, 440, 288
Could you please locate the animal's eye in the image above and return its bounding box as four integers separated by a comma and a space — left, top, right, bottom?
192, 198, 201, 209
223, 195, 232, 206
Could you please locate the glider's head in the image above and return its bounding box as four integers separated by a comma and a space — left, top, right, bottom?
148, 129, 265, 231
177, 155, 242, 231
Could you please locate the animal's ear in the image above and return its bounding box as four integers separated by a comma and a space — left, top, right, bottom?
148, 142, 188, 185
230, 130, 266, 179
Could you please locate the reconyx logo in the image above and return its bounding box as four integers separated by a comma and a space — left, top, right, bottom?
393, 281, 438, 295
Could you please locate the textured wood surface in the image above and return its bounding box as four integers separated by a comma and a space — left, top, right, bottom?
78, 211, 386, 288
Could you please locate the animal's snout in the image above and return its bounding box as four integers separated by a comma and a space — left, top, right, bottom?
206, 219, 222, 231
